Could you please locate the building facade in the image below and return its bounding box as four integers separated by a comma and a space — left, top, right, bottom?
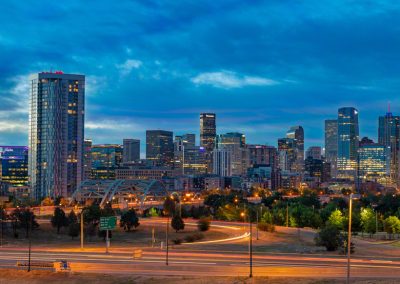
325, 119, 338, 178
358, 144, 389, 183
123, 139, 140, 163
286, 126, 304, 173
200, 113, 216, 173
29, 72, 85, 199
378, 112, 400, 185
215, 132, 248, 176
146, 130, 174, 167
337, 107, 359, 180
0, 146, 29, 187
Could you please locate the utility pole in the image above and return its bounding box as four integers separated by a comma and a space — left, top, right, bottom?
256, 207, 259, 240
80, 208, 85, 250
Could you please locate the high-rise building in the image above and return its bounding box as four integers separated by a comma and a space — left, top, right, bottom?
91, 144, 123, 179
83, 139, 92, 180
146, 130, 174, 167
174, 135, 206, 175
200, 113, 216, 173
213, 148, 232, 177
0, 146, 29, 187
378, 112, 400, 185
306, 146, 322, 160
286, 126, 304, 173
325, 119, 338, 178
337, 107, 359, 180
215, 132, 248, 176
247, 144, 279, 190
29, 72, 85, 199
123, 139, 140, 163
278, 138, 297, 172
358, 143, 389, 183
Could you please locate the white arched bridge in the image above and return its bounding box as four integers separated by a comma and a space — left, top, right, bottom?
71, 179, 169, 209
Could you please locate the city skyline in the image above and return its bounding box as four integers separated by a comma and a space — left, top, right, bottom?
1, 2, 400, 152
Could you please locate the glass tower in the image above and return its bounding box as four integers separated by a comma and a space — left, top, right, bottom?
325, 119, 338, 178
29, 72, 85, 199
337, 107, 359, 180
200, 113, 216, 173
378, 112, 400, 185
146, 130, 174, 167
286, 126, 304, 173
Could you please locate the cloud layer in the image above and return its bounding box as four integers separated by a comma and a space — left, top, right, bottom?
1, 1, 400, 154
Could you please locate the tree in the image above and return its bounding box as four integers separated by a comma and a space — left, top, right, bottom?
171, 215, 185, 232
361, 208, 376, 236
51, 207, 68, 234
120, 209, 140, 232
327, 209, 344, 229
148, 207, 159, 217
261, 209, 273, 224
41, 197, 54, 206
67, 210, 78, 225
68, 222, 80, 239
197, 217, 210, 232
383, 216, 400, 239
315, 224, 342, 251
16, 208, 39, 238
163, 196, 176, 216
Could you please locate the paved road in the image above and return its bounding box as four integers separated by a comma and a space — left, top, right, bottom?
1, 247, 400, 278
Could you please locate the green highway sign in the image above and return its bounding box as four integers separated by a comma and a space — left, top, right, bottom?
100, 216, 117, 230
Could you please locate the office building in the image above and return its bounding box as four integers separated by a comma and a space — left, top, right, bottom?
286, 126, 304, 173
123, 139, 140, 163
29, 72, 85, 199
358, 143, 389, 183
337, 107, 359, 180
83, 139, 92, 180
325, 119, 338, 178
215, 132, 248, 176
200, 113, 216, 173
146, 130, 174, 167
378, 112, 400, 185
213, 148, 232, 177
278, 138, 297, 172
306, 146, 322, 160
0, 146, 29, 187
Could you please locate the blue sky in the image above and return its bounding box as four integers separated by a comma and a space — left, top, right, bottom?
1, 1, 400, 156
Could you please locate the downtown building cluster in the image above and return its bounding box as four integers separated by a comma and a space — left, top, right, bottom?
0, 72, 399, 201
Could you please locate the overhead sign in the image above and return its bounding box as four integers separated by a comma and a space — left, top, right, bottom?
99, 216, 117, 230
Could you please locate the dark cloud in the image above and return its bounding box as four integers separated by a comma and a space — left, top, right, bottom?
0, 0, 399, 150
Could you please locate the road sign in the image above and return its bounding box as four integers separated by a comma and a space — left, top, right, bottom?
99, 216, 117, 230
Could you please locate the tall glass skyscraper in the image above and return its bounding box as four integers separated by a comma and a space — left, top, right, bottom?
378, 112, 400, 185
200, 113, 216, 173
123, 139, 140, 163
215, 132, 248, 176
29, 72, 85, 199
337, 107, 359, 180
325, 119, 338, 178
0, 146, 29, 187
146, 130, 174, 167
286, 126, 304, 173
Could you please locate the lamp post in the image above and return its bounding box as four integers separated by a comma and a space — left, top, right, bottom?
80, 207, 89, 250
347, 193, 354, 284
249, 208, 253, 278
286, 202, 289, 227
27, 209, 33, 272
166, 212, 169, 266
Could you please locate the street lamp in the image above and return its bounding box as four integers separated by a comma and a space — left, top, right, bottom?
347, 193, 359, 284
80, 207, 89, 250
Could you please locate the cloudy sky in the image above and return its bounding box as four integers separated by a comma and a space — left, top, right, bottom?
1, 1, 400, 156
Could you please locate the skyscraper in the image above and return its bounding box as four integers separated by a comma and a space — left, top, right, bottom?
91, 144, 123, 179
0, 146, 29, 187
337, 107, 359, 180
146, 130, 174, 167
286, 126, 304, 173
278, 138, 296, 172
378, 112, 400, 185
305, 146, 322, 160
83, 139, 92, 181
325, 119, 338, 178
200, 113, 216, 173
29, 72, 85, 199
215, 132, 248, 176
123, 139, 140, 163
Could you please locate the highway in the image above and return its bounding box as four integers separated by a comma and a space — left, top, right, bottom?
1, 248, 400, 278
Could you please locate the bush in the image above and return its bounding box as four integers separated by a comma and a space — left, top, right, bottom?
171, 215, 185, 232
315, 224, 342, 251
172, 238, 183, 245
257, 222, 275, 233
184, 232, 204, 243
197, 217, 210, 231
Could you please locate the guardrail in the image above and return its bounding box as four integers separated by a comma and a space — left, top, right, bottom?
16, 260, 71, 272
